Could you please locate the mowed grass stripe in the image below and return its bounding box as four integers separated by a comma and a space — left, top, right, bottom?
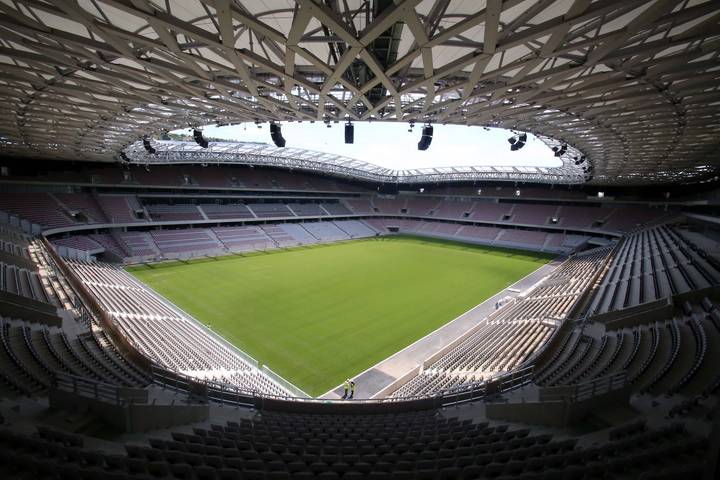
127, 235, 552, 396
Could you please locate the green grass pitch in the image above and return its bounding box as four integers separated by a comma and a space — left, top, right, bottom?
127, 235, 552, 396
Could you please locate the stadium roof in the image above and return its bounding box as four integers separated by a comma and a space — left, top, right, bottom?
0, 0, 719, 185
126, 136, 587, 184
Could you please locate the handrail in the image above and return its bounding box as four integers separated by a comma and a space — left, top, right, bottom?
40, 237, 152, 372
41, 210, 623, 243
539, 371, 628, 403
52, 370, 149, 406
571, 239, 625, 320
150, 361, 534, 409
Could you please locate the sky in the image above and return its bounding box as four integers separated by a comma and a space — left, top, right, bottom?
175, 122, 562, 171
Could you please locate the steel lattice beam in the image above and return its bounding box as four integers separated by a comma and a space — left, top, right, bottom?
0, 0, 717, 185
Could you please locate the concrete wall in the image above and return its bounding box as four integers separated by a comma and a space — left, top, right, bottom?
127, 403, 209, 433
486, 386, 632, 427
49, 388, 209, 433
593, 298, 673, 330
0, 290, 61, 327
487, 400, 570, 427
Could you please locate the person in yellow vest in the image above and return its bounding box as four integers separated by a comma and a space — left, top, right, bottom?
349, 380, 356, 399
342, 379, 350, 399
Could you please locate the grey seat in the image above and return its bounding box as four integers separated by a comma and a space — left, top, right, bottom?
169, 464, 194, 480
266, 472, 290, 480
126, 458, 147, 475
315, 472, 340, 479
241, 470, 265, 480
146, 461, 170, 478
195, 465, 219, 480
218, 468, 243, 480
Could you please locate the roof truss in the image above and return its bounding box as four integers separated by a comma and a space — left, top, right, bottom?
0, 0, 717, 185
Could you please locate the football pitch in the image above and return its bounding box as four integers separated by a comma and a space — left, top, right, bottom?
127, 235, 552, 396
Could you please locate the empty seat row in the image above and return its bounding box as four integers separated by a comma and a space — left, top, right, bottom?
393, 249, 611, 397
536, 299, 720, 396
67, 259, 290, 397
588, 225, 720, 315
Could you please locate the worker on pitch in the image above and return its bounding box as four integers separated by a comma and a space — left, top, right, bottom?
342, 379, 357, 399
342, 379, 350, 399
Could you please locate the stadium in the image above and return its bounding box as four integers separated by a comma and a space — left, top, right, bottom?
0, 0, 719, 478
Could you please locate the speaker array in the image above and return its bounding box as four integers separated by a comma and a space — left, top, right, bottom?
417, 125, 433, 151
193, 129, 209, 148
270, 123, 286, 147
508, 133, 527, 151
142, 138, 156, 155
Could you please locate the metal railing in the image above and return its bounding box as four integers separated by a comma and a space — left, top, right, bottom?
151, 361, 535, 410
52, 371, 149, 406
540, 371, 628, 403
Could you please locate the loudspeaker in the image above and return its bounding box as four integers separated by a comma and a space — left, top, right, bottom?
418, 125, 433, 151
193, 129, 209, 148
510, 133, 527, 151
270, 123, 286, 147
344, 122, 354, 144
553, 144, 567, 157
142, 138, 156, 155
